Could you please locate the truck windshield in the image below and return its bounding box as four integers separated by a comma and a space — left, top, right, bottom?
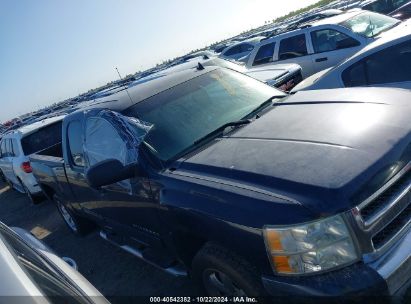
21, 121, 62, 156
340, 12, 400, 38
124, 69, 284, 162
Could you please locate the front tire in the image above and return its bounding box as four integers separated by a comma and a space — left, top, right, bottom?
192, 243, 265, 297
54, 195, 94, 236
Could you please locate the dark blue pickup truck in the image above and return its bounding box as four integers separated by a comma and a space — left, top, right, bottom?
30, 66, 411, 300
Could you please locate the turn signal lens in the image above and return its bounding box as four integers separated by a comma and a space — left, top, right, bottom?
272, 256, 293, 273
265, 230, 283, 251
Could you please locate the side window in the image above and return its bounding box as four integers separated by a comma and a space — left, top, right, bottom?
240, 43, 254, 52
84, 118, 128, 167
253, 42, 276, 66
364, 40, 411, 85
363, 0, 391, 14
5, 139, 13, 157
342, 61, 367, 87
11, 139, 20, 157
224, 45, 242, 56
0, 140, 6, 157
67, 121, 85, 168
393, 0, 408, 9
311, 29, 360, 53
278, 34, 308, 60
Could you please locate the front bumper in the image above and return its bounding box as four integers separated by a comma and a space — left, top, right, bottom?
262, 227, 411, 299
262, 262, 387, 297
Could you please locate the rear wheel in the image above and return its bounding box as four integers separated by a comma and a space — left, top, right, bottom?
192, 243, 265, 297
54, 195, 94, 236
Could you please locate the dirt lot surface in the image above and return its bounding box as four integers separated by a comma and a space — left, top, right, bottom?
0, 181, 195, 302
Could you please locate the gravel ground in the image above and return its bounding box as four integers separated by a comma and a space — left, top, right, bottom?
0, 181, 195, 302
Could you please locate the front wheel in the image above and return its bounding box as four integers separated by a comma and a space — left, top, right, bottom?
54, 195, 94, 236
192, 243, 265, 297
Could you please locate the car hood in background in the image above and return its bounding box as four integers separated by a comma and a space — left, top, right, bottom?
177, 88, 411, 216
245, 63, 301, 85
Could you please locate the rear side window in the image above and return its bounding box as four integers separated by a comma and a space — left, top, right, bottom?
67, 121, 85, 167
364, 39, 411, 85
224, 43, 253, 56
311, 29, 360, 53
342, 61, 367, 87
11, 139, 20, 157
224, 45, 242, 56
240, 43, 254, 52
342, 39, 411, 86
0, 140, 7, 157
21, 121, 62, 156
253, 42, 276, 66
5, 139, 13, 157
278, 34, 308, 60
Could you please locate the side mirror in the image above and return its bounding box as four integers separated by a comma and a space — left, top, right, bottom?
86, 159, 138, 188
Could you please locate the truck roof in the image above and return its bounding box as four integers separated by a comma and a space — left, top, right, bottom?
76, 66, 219, 114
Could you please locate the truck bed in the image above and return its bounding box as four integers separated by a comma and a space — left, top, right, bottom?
29, 152, 66, 199
35, 142, 63, 158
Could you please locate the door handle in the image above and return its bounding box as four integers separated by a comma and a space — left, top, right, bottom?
315, 57, 328, 62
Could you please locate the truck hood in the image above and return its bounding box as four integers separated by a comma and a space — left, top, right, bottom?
177, 88, 411, 215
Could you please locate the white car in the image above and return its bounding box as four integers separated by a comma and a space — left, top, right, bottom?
291, 18, 411, 92
244, 10, 401, 78
219, 36, 265, 62
0, 116, 64, 203
0, 221, 108, 303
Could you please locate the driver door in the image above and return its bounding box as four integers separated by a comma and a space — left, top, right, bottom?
274, 32, 316, 78
81, 110, 162, 247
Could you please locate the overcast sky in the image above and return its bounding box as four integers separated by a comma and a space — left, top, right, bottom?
0, 0, 319, 122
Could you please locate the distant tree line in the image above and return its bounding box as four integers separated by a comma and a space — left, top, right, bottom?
274, 0, 337, 22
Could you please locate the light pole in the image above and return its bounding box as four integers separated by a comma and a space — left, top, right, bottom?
115, 67, 122, 80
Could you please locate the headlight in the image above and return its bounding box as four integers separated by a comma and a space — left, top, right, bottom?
263, 215, 358, 275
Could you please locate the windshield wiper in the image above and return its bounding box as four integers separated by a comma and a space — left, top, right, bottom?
194, 119, 251, 145
243, 95, 286, 119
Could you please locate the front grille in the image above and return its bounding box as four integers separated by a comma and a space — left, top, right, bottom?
372, 202, 411, 249
360, 170, 411, 222
358, 168, 411, 253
